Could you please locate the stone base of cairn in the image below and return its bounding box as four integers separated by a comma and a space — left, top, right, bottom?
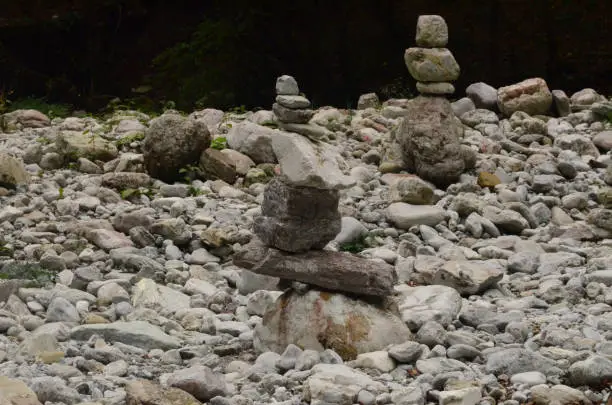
394, 15, 476, 188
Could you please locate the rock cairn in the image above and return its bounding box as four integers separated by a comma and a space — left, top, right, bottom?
394, 16, 475, 188
233, 79, 411, 358
272, 75, 314, 125
272, 75, 333, 141
405, 15, 460, 96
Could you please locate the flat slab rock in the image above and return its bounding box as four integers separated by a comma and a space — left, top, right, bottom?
70, 321, 181, 351
232, 239, 396, 297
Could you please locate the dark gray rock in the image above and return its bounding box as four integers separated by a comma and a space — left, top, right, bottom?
142, 112, 211, 182
232, 239, 396, 297
272, 103, 314, 124
253, 178, 341, 252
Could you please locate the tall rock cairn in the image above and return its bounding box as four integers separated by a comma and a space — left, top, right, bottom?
395, 15, 475, 188
404, 15, 460, 97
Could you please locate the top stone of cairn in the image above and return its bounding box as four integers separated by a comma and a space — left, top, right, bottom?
276, 75, 300, 96
415, 15, 448, 48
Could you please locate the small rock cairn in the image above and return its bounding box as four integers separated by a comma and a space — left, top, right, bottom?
405, 15, 460, 97
272, 75, 314, 126
394, 15, 473, 188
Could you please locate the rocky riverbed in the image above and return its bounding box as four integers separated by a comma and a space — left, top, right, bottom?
1, 17, 612, 405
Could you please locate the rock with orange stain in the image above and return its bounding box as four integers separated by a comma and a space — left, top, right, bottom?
253, 288, 412, 361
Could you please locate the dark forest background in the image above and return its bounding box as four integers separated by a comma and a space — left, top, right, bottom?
0, 0, 610, 113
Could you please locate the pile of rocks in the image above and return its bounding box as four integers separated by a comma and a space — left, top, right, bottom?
392, 15, 475, 188
405, 14, 460, 97
234, 95, 411, 359
272, 75, 333, 141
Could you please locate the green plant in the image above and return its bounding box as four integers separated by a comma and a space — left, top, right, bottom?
0, 262, 56, 287
116, 132, 145, 148
339, 234, 368, 254
120, 187, 154, 200
36, 136, 51, 145
0, 244, 13, 257
188, 185, 203, 197
6, 97, 72, 118
210, 136, 227, 150
179, 164, 201, 183
58, 187, 64, 199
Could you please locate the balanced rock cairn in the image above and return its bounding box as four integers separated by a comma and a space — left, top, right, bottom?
233, 80, 411, 358
272, 75, 314, 125
405, 14, 460, 96
395, 15, 475, 188
272, 75, 332, 141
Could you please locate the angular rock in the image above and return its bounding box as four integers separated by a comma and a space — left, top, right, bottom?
552, 89, 571, 117
276, 95, 311, 109
482, 206, 529, 234
253, 178, 341, 252
497, 78, 553, 117
2, 109, 50, 131
166, 366, 227, 402
415, 15, 448, 47
82, 228, 134, 251
226, 121, 277, 164
56, 130, 118, 162
567, 355, 612, 387
303, 364, 386, 405
531, 384, 592, 405
432, 260, 504, 296
142, 112, 210, 182
272, 132, 355, 190
388, 175, 435, 205
466, 82, 498, 110
254, 289, 411, 361
357, 93, 380, 110
396, 284, 463, 331
404, 48, 460, 82
386, 203, 445, 229
132, 278, 190, 314
101, 172, 152, 190
199, 148, 237, 184
485, 348, 559, 376
276, 75, 299, 95
0, 376, 42, 405
553, 134, 600, 157
70, 321, 181, 350
416, 81, 455, 95
125, 379, 201, 405
272, 102, 314, 124
396, 96, 467, 187
593, 130, 612, 151
277, 122, 333, 142
0, 152, 30, 188
451, 97, 476, 117
233, 239, 396, 297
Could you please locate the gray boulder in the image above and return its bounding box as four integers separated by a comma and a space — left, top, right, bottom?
395, 96, 469, 188
142, 112, 210, 182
